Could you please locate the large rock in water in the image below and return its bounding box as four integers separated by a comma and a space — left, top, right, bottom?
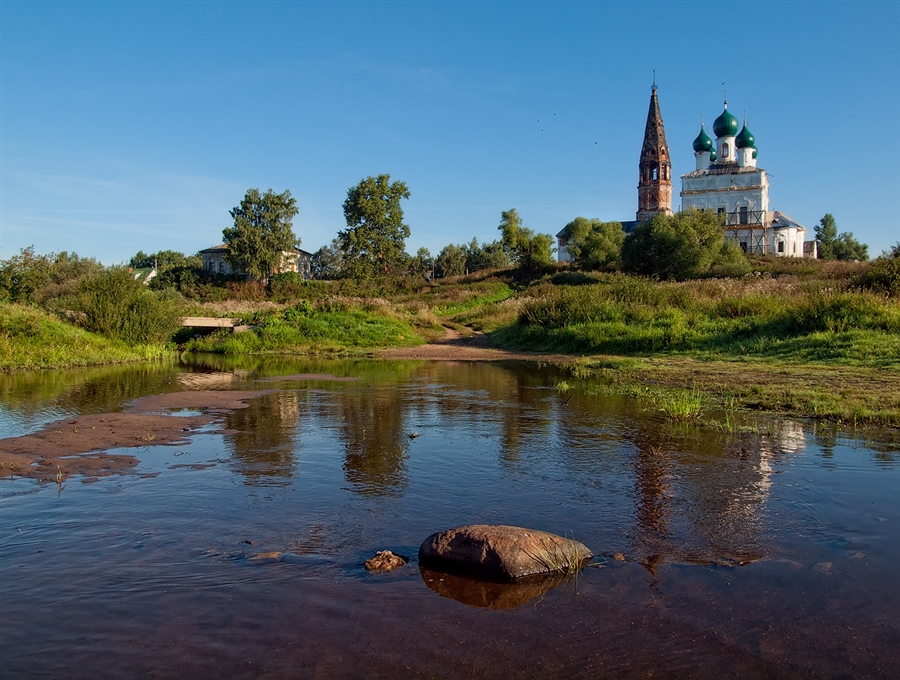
418, 525, 593, 580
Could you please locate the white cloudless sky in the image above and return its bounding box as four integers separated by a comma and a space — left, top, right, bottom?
2, 0, 898, 264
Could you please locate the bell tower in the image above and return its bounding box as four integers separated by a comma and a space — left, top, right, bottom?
636, 81, 673, 222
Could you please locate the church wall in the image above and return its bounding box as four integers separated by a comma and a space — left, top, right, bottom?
681, 170, 768, 216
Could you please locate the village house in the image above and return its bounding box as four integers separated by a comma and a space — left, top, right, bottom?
199, 244, 313, 279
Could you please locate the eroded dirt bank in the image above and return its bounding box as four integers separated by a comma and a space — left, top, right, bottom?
0, 390, 270, 482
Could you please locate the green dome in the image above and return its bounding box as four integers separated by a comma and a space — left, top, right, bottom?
713, 107, 739, 137
736, 123, 756, 149
693, 126, 713, 152
709, 147, 717, 162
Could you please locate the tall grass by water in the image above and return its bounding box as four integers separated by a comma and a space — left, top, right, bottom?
185, 300, 424, 354
502, 274, 900, 369
0, 304, 172, 370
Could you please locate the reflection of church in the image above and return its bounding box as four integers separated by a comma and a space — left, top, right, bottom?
557, 85, 816, 261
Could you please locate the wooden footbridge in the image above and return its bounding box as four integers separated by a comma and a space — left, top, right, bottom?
180, 317, 250, 333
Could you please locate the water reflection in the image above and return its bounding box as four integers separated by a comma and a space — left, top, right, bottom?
419, 566, 571, 609
224, 391, 304, 485
4, 357, 897, 575
334, 386, 410, 497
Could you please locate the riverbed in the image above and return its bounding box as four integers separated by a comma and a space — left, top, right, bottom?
1, 357, 898, 678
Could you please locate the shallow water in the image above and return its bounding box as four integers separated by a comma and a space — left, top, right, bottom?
1, 358, 898, 678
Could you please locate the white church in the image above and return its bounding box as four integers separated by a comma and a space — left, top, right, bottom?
680, 100, 815, 258
557, 89, 815, 263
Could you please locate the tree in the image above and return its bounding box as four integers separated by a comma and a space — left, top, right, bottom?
435, 243, 467, 278
497, 209, 555, 269
409, 247, 433, 280
338, 174, 411, 279
814, 214, 839, 259
563, 217, 624, 271
223, 188, 300, 282
310, 239, 345, 280
621, 209, 729, 280
465, 237, 510, 273
129, 250, 200, 271
815, 213, 868, 261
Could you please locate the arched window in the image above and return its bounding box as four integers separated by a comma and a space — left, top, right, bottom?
722, 143, 730, 159
652, 167, 658, 181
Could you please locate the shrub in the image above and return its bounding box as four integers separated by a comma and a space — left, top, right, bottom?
857, 244, 900, 297
74, 267, 184, 344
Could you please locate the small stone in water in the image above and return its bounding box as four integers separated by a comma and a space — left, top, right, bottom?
365, 550, 408, 572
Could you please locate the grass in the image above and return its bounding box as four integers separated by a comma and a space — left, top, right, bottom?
497, 274, 900, 370
184, 303, 424, 354
0, 303, 174, 371
655, 389, 703, 421
555, 355, 900, 427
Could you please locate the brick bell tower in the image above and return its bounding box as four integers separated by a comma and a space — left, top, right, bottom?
636, 80, 673, 222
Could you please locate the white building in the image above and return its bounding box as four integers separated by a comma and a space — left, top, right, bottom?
680, 101, 812, 257
200, 244, 313, 279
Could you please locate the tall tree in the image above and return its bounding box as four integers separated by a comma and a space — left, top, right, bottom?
223, 188, 300, 282
622, 209, 728, 280
339, 174, 411, 279
497, 209, 555, 269
563, 217, 624, 271
815, 214, 868, 261
814, 214, 839, 259
435, 243, 467, 278
310, 239, 345, 280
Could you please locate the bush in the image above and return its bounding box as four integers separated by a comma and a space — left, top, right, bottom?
74, 268, 184, 344
622, 210, 738, 280
857, 244, 900, 297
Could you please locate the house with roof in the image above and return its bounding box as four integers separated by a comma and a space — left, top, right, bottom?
200, 244, 313, 279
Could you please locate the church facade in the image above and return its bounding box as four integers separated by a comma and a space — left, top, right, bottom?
557, 87, 815, 262
681, 100, 811, 258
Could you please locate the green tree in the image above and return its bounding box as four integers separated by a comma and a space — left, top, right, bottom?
339, 174, 411, 278
409, 247, 433, 280
563, 217, 624, 271
310, 239, 345, 280
464, 237, 509, 273
497, 209, 555, 269
814, 214, 839, 259
622, 209, 729, 280
815, 213, 868, 261
0, 247, 102, 305
435, 243, 467, 278
223, 188, 300, 282
129, 249, 201, 271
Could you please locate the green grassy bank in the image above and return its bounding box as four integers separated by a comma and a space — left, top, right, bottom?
0, 304, 173, 370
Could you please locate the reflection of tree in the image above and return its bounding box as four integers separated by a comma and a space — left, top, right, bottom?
333, 387, 409, 497
626, 426, 785, 570
632, 438, 674, 572
0, 361, 181, 427
225, 391, 302, 485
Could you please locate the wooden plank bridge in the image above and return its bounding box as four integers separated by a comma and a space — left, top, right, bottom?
180, 317, 249, 333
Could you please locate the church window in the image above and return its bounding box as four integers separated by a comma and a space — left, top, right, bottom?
777, 241, 785, 254
652, 167, 658, 180
739, 206, 748, 225
740, 241, 748, 253
219, 261, 225, 273
722, 143, 729, 158
717, 207, 725, 215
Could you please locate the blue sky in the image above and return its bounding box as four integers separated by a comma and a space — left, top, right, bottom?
2, 0, 898, 264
